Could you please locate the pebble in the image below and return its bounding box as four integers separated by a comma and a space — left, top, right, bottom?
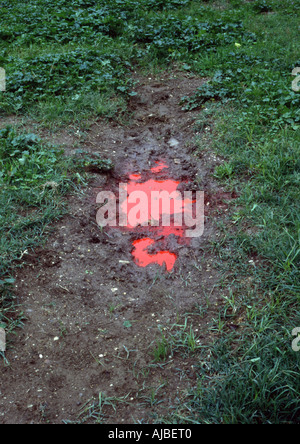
168, 138, 180, 147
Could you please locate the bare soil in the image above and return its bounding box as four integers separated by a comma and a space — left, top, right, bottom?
0, 72, 236, 424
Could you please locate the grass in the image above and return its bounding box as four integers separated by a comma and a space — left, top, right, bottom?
151, 318, 203, 362
181, 103, 300, 422
185, 295, 300, 424
181, 97, 299, 422
73, 392, 130, 424
0, 126, 73, 277
2, 0, 298, 125
0, 0, 299, 423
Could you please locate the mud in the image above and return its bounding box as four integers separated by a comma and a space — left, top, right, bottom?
0, 72, 235, 424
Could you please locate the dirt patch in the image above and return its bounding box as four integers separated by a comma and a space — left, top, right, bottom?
0, 72, 235, 424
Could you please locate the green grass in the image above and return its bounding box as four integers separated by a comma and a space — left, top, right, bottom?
0, 126, 72, 276
2, 0, 298, 124
180, 106, 300, 423
151, 318, 203, 363
178, 2, 300, 420
70, 392, 130, 424
0, 0, 299, 423
183, 292, 300, 424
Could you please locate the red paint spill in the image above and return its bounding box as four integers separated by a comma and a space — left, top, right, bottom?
132, 238, 177, 272
122, 178, 181, 228
151, 161, 169, 173
118, 161, 193, 272
129, 173, 142, 180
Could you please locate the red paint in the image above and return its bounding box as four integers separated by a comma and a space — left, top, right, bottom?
129, 173, 142, 180
151, 161, 169, 173
132, 238, 177, 272
122, 178, 181, 228
118, 161, 193, 272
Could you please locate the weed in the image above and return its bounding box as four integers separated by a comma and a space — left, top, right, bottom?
74, 149, 113, 173
76, 392, 130, 424
140, 382, 167, 407
152, 334, 169, 362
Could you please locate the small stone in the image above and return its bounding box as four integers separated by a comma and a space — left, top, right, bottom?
168, 138, 180, 147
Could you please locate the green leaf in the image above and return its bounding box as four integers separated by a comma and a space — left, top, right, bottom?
123, 320, 132, 328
